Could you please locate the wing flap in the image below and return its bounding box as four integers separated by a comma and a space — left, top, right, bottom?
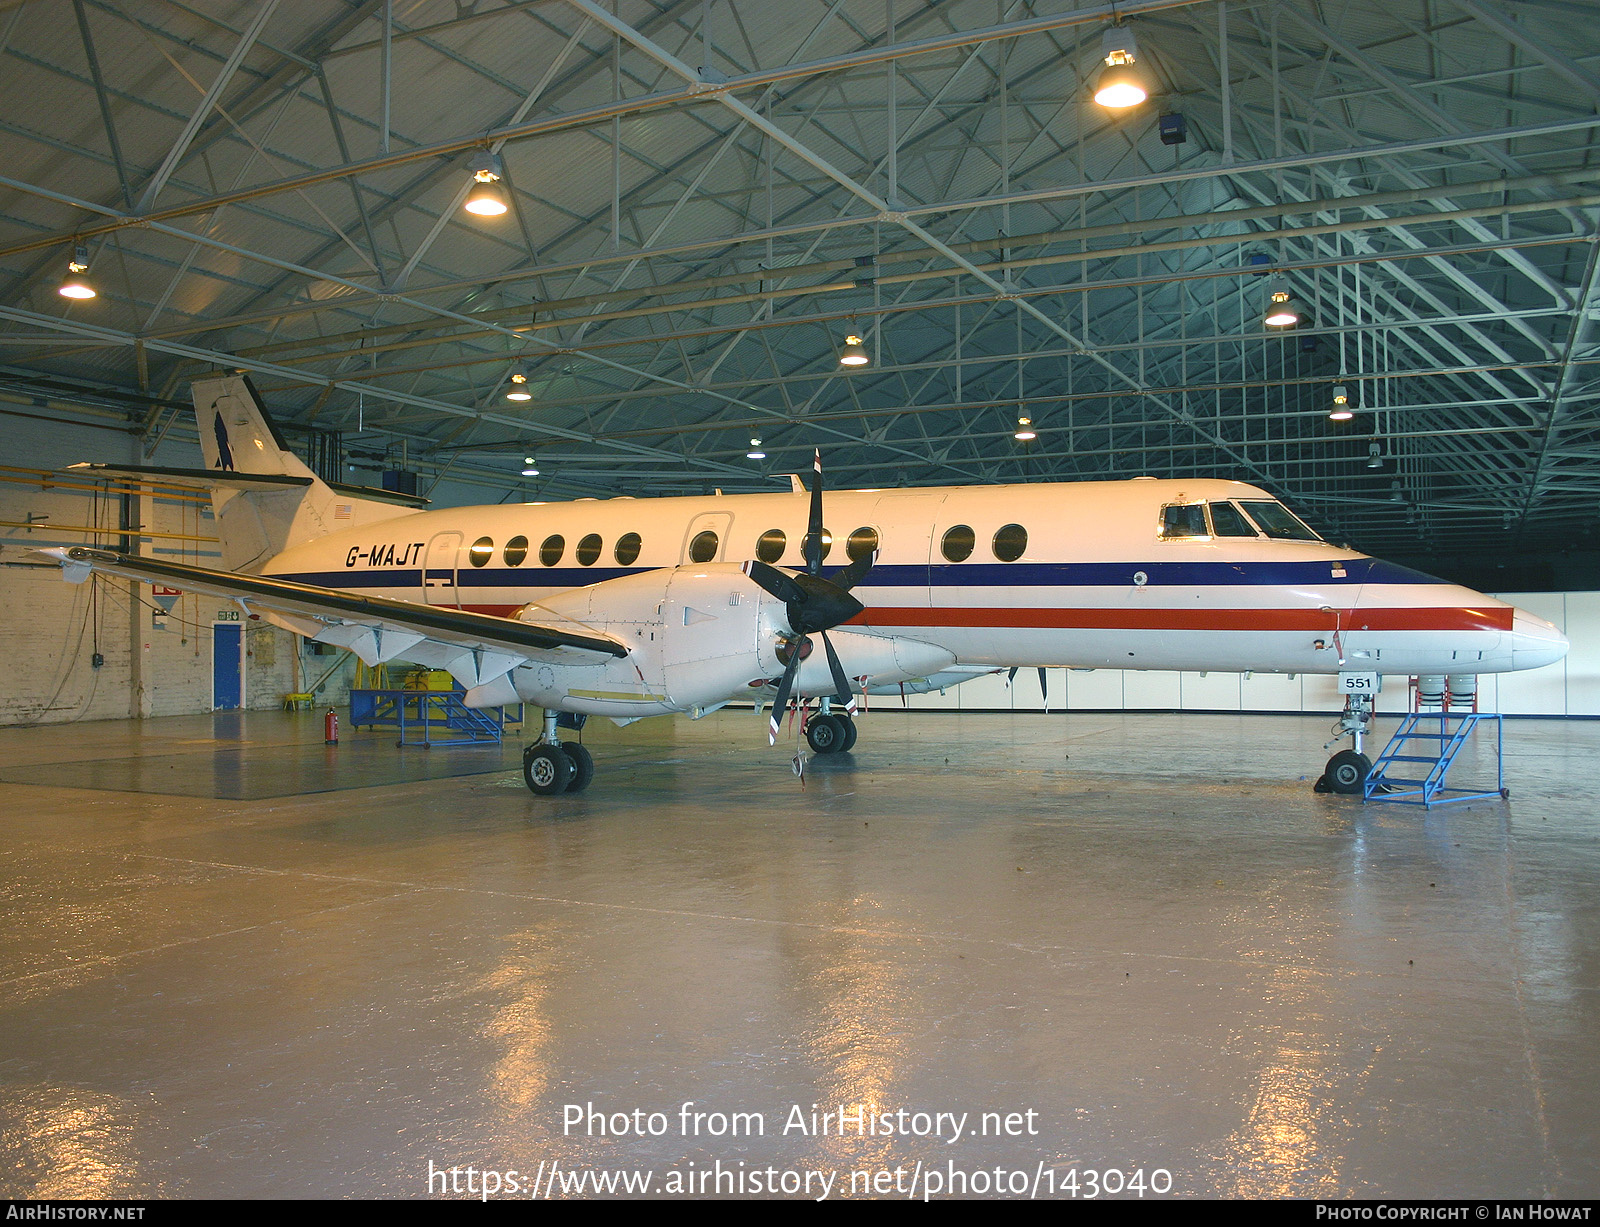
33, 546, 629, 686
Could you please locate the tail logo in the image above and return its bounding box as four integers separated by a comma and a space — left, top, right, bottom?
211, 402, 236, 472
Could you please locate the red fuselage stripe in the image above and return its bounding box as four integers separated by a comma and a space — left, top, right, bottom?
451, 603, 1512, 634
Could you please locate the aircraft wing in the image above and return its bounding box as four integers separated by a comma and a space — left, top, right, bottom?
33, 545, 629, 689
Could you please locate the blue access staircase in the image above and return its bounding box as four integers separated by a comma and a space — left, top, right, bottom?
1363, 711, 1506, 808
349, 687, 518, 747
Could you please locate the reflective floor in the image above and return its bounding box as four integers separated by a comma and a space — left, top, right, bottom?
0, 708, 1596, 1199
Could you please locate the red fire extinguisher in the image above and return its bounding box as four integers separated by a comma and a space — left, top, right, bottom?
324, 707, 339, 745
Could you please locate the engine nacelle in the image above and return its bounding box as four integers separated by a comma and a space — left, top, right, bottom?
786, 628, 955, 696
489, 563, 791, 717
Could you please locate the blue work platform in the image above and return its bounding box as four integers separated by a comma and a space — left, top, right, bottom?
349, 687, 519, 747
1364, 711, 1507, 808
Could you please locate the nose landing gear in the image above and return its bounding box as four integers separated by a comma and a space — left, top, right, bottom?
1316, 692, 1373, 795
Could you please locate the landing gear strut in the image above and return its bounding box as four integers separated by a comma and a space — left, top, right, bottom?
522, 710, 594, 796
1316, 693, 1373, 795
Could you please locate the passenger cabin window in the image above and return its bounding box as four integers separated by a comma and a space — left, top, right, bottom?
689, 530, 719, 563
756, 529, 786, 563
1207, 502, 1258, 538
614, 532, 641, 566
576, 533, 602, 565
539, 534, 565, 565
1159, 504, 1209, 539
469, 536, 494, 567
503, 535, 529, 565
941, 525, 975, 562
992, 523, 1027, 562
1238, 500, 1322, 541
800, 529, 833, 563
847, 526, 879, 560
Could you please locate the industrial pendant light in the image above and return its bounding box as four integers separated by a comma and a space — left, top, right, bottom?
1328, 383, 1353, 421
504, 368, 532, 401
463, 151, 509, 217
1093, 26, 1150, 110
1366, 442, 1383, 469
58, 245, 96, 300
1013, 416, 1037, 441
521, 455, 539, 476
747, 437, 766, 460
1263, 278, 1302, 328
838, 333, 869, 367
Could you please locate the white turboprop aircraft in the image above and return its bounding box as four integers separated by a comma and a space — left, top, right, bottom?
37, 374, 1567, 797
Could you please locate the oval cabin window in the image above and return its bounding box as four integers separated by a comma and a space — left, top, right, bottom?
689, 530, 719, 563
614, 532, 641, 565
468, 536, 494, 567
503, 535, 528, 566
941, 525, 975, 562
847, 526, 879, 560
992, 523, 1027, 562
539, 534, 565, 566
576, 533, 602, 566
756, 529, 786, 563
800, 529, 833, 563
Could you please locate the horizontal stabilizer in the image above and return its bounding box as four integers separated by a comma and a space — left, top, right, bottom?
64, 463, 312, 491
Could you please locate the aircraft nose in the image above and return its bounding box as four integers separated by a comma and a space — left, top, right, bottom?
1510, 606, 1568, 670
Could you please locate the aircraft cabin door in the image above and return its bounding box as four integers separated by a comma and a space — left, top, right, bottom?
873, 491, 946, 607
681, 512, 733, 564
422, 532, 462, 606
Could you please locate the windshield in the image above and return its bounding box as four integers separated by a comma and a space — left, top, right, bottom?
1237, 500, 1322, 541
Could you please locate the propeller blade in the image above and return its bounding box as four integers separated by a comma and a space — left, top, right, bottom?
804, 449, 824, 575
831, 548, 876, 593
768, 642, 805, 745
1038, 667, 1049, 713
741, 559, 806, 605
820, 630, 856, 713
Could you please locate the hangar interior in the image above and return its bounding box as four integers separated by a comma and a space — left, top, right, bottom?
1, 0, 1598, 1201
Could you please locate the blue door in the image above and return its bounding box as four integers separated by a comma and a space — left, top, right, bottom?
213, 624, 242, 709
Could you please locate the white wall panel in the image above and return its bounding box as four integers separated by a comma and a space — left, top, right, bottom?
1065, 668, 1124, 709
1240, 671, 1305, 712
956, 670, 1014, 710
1558, 593, 1600, 716
1179, 671, 1242, 710
1123, 669, 1181, 709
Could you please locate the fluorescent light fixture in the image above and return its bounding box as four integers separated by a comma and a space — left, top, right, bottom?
464, 151, 509, 217
839, 334, 869, 366
1094, 27, 1149, 109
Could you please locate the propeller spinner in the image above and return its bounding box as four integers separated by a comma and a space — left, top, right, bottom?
741, 451, 874, 744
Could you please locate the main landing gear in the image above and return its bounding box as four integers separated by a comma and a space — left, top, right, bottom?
804, 698, 859, 755
1315, 692, 1373, 795
523, 711, 595, 796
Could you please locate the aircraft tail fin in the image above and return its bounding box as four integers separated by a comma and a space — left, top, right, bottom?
190, 373, 420, 571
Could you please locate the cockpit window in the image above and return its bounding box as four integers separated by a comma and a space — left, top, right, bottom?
1207, 501, 1259, 538
1159, 504, 1209, 539
1237, 500, 1322, 541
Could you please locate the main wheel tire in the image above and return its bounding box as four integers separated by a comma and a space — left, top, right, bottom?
806, 713, 847, 754
1325, 749, 1371, 795
837, 715, 859, 752
561, 742, 595, 793
523, 744, 573, 795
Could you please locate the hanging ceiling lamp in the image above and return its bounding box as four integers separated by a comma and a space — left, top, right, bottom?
463, 151, 509, 217
1013, 416, 1037, 441
504, 369, 532, 401
1093, 26, 1150, 110
58, 245, 96, 300
747, 437, 766, 460
1263, 278, 1303, 328
1328, 383, 1353, 421
521, 455, 540, 477
838, 333, 869, 367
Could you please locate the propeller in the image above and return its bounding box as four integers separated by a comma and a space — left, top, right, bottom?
742, 450, 875, 744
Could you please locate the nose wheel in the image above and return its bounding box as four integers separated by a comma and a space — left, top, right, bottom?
1315, 691, 1374, 795
523, 711, 595, 795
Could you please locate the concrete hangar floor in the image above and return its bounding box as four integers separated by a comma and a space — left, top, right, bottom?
0, 707, 1596, 1201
